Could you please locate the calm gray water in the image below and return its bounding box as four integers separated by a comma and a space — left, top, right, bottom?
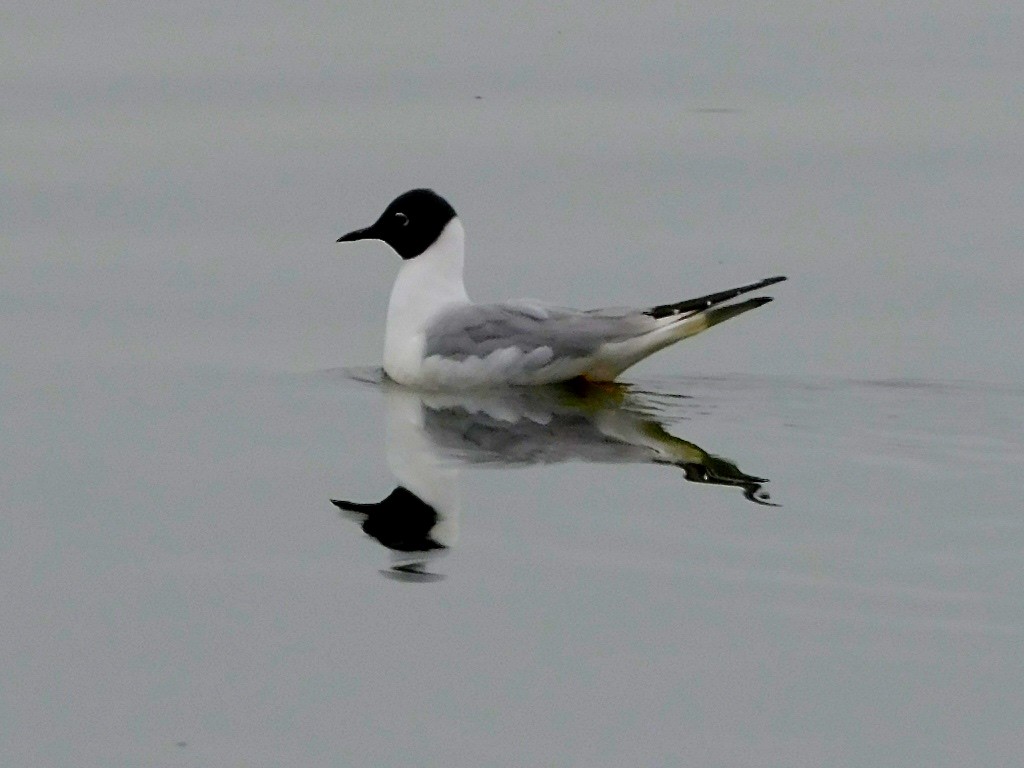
3, 2, 1023, 766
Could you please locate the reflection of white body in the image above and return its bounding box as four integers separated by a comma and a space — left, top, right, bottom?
384, 386, 461, 555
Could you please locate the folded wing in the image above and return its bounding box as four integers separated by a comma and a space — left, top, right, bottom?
421, 276, 786, 385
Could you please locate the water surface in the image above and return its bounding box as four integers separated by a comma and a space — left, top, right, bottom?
4, 362, 1021, 766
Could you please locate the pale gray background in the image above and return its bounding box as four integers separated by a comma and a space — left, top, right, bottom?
3, 2, 1023, 766
5, 0, 1022, 381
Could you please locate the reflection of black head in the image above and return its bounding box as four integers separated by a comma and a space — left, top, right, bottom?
331, 486, 446, 553
336, 189, 458, 260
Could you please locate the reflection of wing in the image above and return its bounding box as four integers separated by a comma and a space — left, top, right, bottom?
407, 382, 776, 505
422, 404, 648, 465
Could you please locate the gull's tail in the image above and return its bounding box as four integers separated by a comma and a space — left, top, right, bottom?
648, 275, 786, 341
673, 295, 774, 337
585, 276, 786, 380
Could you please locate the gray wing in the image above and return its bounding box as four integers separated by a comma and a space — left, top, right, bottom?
424, 302, 651, 361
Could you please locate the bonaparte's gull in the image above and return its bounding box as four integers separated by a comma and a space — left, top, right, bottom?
338, 189, 785, 389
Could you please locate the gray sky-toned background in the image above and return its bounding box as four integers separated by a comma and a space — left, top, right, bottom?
5, 1, 1022, 381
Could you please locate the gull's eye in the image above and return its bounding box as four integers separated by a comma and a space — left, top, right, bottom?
394, 212, 409, 227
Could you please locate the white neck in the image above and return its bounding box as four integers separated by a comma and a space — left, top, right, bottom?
389, 218, 469, 316
384, 219, 470, 382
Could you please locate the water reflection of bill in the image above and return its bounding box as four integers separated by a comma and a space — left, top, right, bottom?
333, 380, 774, 581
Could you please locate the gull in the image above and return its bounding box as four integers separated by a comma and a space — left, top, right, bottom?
337, 189, 785, 389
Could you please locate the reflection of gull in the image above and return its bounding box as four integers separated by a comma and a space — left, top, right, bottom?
333, 384, 461, 582
333, 380, 774, 580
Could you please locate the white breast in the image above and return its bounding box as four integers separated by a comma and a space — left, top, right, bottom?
383, 219, 469, 385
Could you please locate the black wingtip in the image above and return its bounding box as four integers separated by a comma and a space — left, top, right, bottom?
646, 275, 787, 319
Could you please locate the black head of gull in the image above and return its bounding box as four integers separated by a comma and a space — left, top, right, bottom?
337, 188, 458, 260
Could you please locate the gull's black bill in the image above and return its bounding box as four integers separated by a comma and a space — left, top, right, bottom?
337, 225, 378, 243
